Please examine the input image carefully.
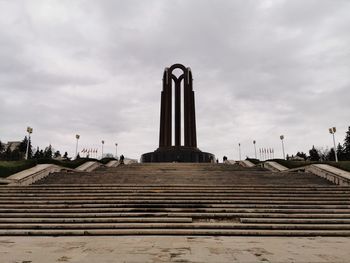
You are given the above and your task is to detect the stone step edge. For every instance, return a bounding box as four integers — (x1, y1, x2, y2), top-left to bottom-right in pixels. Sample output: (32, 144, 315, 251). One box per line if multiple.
(3, 193, 349, 197)
(2, 208, 350, 213)
(2, 204, 350, 209)
(2, 200, 350, 204)
(1, 212, 350, 219)
(0, 217, 193, 223)
(240, 218, 350, 224)
(7, 183, 342, 189)
(1, 229, 350, 236)
(1, 223, 350, 230)
(2, 189, 349, 193)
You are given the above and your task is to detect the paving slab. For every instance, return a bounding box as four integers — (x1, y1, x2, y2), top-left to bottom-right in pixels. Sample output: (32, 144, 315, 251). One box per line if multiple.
(1, 236, 350, 262)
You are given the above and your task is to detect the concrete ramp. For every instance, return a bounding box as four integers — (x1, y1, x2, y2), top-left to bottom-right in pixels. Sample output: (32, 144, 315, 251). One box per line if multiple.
(239, 160, 255, 168)
(6, 164, 64, 186)
(75, 161, 101, 172)
(124, 159, 138, 165)
(264, 161, 288, 172)
(105, 160, 119, 168)
(305, 164, 350, 186)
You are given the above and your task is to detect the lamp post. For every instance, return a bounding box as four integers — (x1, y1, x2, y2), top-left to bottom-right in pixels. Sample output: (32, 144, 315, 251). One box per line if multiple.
(115, 143, 118, 159)
(75, 134, 80, 159)
(101, 140, 105, 159)
(238, 143, 241, 161)
(280, 135, 285, 160)
(329, 127, 338, 162)
(25, 127, 33, 160)
(253, 140, 257, 159)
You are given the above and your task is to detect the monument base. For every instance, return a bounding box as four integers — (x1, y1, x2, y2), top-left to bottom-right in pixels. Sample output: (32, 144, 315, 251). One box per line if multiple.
(141, 146, 215, 163)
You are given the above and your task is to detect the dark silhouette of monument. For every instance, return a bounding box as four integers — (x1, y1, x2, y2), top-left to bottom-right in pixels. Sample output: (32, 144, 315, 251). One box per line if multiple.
(141, 63, 214, 163)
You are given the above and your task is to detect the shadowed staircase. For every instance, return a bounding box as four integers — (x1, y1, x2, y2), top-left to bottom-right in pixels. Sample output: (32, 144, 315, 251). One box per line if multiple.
(1, 163, 350, 236)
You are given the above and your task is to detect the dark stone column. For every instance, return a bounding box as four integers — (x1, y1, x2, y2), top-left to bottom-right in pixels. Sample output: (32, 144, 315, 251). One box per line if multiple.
(166, 82, 172, 147)
(159, 90, 165, 147)
(175, 80, 181, 146)
(161, 69, 172, 148)
(184, 73, 190, 147)
(191, 90, 197, 147)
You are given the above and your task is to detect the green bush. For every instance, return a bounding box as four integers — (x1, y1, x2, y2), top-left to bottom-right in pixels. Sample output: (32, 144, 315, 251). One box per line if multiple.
(0, 160, 37, 178)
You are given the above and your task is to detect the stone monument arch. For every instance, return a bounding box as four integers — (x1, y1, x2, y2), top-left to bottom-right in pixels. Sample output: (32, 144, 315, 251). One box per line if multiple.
(159, 64, 197, 148)
(141, 63, 214, 163)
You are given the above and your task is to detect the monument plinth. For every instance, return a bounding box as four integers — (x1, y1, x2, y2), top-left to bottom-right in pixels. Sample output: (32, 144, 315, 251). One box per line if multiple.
(141, 63, 214, 163)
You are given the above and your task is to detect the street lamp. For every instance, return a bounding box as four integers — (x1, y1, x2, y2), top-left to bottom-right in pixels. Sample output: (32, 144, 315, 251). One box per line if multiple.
(280, 135, 285, 160)
(238, 143, 241, 161)
(329, 127, 338, 162)
(115, 143, 118, 159)
(253, 140, 257, 159)
(25, 127, 33, 160)
(101, 140, 105, 159)
(75, 134, 80, 159)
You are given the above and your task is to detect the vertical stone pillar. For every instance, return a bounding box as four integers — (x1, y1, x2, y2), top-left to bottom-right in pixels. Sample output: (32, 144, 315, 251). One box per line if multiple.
(165, 75, 172, 147)
(188, 69, 197, 148)
(159, 68, 172, 148)
(159, 90, 165, 147)
(184, 69, 190, 147)
(175, 80, 181, 147)
(191, 90, 197, 148)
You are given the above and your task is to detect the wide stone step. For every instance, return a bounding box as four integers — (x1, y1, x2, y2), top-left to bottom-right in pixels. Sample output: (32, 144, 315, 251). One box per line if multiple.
(1, 199, 350, 205)
(0, 223, 350, 230)
(1, 229, 350, 236)
(0, 217, 192, 224)
(1, 204, 350, 209)
(0, 188, 350, 195)
(2, 193, 349, 198)
(2, 197, 349, 203)
(240, 218, 350, 224)
(1, 212, 350, 219)
(4, 185, 348, 189)
(1, 208, 350, 214)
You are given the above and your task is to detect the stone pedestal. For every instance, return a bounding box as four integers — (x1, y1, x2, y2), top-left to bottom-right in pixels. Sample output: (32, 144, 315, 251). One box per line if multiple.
(141, 147, 214, 163)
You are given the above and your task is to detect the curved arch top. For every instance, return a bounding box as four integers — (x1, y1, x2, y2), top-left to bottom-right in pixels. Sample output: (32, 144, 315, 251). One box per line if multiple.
(169, 63, 187, 73)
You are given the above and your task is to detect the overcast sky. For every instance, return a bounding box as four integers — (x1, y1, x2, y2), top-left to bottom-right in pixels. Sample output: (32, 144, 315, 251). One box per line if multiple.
(0, 0, 349, 160)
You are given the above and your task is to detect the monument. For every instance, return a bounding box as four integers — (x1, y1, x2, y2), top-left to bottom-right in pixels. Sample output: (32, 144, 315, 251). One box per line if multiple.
(141, 63, 215, 162)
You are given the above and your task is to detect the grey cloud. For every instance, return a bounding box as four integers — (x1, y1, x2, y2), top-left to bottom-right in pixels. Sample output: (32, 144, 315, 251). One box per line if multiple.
(0, 0, 349, 160)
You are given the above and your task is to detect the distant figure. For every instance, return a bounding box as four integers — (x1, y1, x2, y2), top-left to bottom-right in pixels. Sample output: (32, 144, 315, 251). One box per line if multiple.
(120, 154, 125, 165)
(216, 159, 219, 164)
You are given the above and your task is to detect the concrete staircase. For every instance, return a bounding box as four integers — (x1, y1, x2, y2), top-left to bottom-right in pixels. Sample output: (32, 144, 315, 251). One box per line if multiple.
(1, 163, 350, 236)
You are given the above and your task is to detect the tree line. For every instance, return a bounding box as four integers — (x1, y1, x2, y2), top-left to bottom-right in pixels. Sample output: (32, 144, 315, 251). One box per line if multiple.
(0, 137, 68, 161)
(291, 126, 350, 161)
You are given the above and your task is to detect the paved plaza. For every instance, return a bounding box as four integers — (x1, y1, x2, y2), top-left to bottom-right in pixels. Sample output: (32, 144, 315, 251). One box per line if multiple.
(1, 236, 350, 263)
